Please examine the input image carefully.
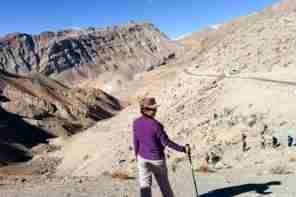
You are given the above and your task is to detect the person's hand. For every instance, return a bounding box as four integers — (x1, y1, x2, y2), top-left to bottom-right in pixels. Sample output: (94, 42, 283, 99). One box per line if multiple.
(185, 144, 191, 154)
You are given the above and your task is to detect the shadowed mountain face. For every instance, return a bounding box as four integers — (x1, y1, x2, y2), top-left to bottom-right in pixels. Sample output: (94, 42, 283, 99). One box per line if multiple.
(0, 22, 178, 85)
(0, 71, 122, 137)
(0, 106, 54, 164)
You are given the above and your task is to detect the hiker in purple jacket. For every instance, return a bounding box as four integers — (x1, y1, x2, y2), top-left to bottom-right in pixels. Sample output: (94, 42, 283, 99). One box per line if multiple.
(133, 97, 189, 197)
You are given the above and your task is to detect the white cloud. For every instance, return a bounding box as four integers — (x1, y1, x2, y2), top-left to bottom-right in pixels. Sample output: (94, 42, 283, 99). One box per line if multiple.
(174, 32, 192, 40)
(211, 24, 222, 30)
(69, 27, 83, 31)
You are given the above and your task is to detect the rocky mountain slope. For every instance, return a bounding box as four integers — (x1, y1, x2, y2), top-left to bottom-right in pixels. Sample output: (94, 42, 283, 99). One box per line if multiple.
(0, 71, 122, 166)
(191, 14, 296, 74)
(0, 22, 179, 87)
(0, 71, 122, 136)
(54, 0, 296, 178)
(268, 0, 296, 14)
(2, 0, 296, 192)
(0, 21, 179, 171)
(177, 0, 296, 67)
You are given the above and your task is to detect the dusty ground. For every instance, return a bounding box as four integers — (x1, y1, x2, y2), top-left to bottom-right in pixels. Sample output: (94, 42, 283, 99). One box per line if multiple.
(0, 169, 295, 197)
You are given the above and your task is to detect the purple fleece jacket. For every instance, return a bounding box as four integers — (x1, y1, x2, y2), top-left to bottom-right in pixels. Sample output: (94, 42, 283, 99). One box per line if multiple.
(133, 115, 185, 160)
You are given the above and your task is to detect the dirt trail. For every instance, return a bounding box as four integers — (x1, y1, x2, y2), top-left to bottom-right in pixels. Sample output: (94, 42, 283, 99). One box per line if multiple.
(0, 170, 295, 197)
(184, 69, 296, 87)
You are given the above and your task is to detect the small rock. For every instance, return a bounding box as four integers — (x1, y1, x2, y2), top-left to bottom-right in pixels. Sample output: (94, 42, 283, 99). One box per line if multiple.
(117, 159, 126, 165)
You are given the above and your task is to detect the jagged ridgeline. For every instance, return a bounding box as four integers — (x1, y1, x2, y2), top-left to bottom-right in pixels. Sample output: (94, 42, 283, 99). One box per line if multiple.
(0, 22, 179, 85)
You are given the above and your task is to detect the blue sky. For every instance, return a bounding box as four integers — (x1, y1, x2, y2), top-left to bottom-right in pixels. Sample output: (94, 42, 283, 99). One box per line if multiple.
(1, 0, 279, 39)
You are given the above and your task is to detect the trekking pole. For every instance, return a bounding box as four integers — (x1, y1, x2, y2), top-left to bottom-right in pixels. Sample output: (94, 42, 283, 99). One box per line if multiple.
(186, 144, 199, 197)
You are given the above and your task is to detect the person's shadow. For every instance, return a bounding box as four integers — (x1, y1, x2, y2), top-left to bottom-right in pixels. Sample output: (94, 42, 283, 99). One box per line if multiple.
(200, 181, 281, 197)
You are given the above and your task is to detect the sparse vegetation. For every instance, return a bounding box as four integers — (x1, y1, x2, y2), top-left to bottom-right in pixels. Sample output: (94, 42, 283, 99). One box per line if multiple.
(289, 157, 296, 163)
(102, 171, 135, 180)
(269, 165, 293, 175)
(195, 165, 216, 173)
(171, 157, 186, 172)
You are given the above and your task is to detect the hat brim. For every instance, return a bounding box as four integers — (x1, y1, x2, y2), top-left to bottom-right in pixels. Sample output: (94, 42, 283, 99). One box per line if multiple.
(142, 104, 159, 109)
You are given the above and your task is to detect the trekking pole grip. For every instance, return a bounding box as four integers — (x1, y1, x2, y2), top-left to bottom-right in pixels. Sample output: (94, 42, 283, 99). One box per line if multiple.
(185, 144, 191, 153)
(185, 144, 192, 160)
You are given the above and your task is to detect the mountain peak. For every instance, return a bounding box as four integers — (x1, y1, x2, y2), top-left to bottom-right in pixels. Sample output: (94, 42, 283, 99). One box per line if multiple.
(269, 0, 296, 14)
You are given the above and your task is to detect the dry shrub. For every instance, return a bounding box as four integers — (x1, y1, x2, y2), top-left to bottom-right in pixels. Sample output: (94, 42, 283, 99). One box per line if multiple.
(234, 155, 242, 162)
(171, 157, 187, 173)
(171, 164, 177, 173)
(195, 165, 216, 173)
(269, 165, 292, 175)
(102, 171, 135, 180)
(174, 157, 185, 164)
(102, 171, 111, 176)
(289, 157, 296, 162)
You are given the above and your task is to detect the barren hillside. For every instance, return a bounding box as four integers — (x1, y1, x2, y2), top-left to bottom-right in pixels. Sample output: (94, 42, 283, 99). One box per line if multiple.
(0, 71, 122, 168)
(177, 0, 296, 68)
(268, 0, 296, 13)
(2, 1, 296, 196)
(56, 0, 296, 178)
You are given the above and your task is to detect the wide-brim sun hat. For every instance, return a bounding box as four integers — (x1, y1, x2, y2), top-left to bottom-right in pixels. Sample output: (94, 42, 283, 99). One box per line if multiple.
(140, 97, 159, 110)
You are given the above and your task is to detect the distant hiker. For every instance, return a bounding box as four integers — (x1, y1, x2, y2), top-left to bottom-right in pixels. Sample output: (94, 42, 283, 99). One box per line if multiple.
(260, 125, 268, 149)
(288, 135, 294, 147)
(205, 152, 210, 164)
(260, 135, 265, 149)
(272, 136, 280, 148)
(241, 133, 249, 152)
(133, 97, 189, 197)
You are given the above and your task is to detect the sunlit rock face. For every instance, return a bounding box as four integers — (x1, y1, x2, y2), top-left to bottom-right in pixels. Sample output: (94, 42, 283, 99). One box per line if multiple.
(0, 22, 179, 85)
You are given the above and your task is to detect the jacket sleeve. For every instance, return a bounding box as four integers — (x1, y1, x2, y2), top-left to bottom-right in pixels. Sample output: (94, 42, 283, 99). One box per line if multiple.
(133, 122, 139, 157)
(157, 123, 185, 153)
